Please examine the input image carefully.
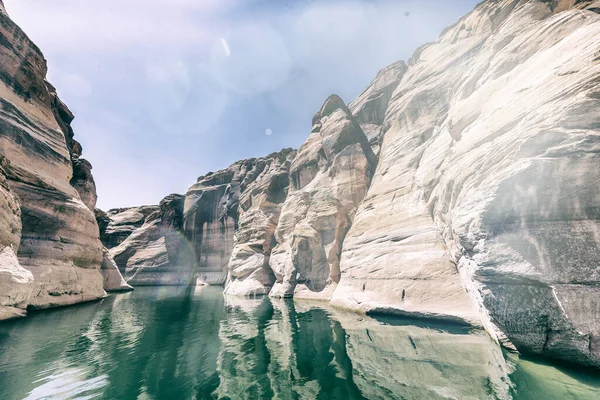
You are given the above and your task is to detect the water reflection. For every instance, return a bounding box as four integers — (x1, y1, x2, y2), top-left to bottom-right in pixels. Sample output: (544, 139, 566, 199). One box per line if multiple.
(0, 287, 598, 399)
(215, 297, 364, 399)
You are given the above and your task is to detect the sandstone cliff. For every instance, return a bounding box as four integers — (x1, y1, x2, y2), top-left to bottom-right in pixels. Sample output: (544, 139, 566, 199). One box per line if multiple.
(332, 0, 600, 367)
(0, 4, 125, 319)
(349, 60, 407, 154)
(183, 149, 296, 286)
(108, 194, 194, 285)
(223, 149, 296, 296)
(269, 95, 377, 299)
(98, 149, 296, 288)
(96, 205, 159, 249)
(211, 0, 600, 369)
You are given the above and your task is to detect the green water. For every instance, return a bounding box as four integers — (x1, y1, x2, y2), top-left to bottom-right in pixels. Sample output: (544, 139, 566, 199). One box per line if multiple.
(0, 287, 598, 400)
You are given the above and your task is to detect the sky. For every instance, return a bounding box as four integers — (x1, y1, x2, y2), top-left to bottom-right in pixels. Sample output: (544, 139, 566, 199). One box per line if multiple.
(5, 0, 479, 210)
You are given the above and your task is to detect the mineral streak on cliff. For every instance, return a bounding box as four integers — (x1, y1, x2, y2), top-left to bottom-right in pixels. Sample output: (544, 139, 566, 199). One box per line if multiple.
(183, 149, 296, 286)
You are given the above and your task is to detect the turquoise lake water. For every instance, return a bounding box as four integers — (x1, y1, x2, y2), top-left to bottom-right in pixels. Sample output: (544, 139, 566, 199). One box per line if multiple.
(0, 286, 598, 399)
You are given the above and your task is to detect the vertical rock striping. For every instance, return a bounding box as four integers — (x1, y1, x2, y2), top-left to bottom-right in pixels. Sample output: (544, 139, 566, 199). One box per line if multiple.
(181, 149, 296, 286)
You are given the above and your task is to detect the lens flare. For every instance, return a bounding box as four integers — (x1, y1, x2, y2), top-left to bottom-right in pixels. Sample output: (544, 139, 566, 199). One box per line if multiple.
(219, 37, 231, 58)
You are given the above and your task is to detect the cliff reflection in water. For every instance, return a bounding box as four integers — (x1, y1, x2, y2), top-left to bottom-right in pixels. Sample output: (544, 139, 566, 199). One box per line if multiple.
(0, 287, 599, 400)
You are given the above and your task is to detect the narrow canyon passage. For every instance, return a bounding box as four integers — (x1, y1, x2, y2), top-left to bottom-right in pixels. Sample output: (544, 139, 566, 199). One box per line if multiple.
(1, 0, 599, 395)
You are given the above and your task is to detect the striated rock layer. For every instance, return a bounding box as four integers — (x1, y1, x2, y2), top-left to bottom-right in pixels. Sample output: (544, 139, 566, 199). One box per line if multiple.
(109, 194, 194, 286)
(97, 150, 296, 289)
(0, 3, 120, 318)
(333, 0, 600, 367)
(0, 161, 32, 320)
(201, 0, 600, 369)
(97, 205, 159, 249)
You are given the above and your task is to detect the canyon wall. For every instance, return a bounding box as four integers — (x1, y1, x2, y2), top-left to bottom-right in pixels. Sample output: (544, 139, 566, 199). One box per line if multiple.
(0, 3, 130, 319)
(102, 150, 296, 288)
(183, 149, 296, 286)
(94, 0, 600, 369)
(96, 205, 158, 249)
(108, 194, 194, 286)
(223, 149, 296, 296)
(269, 95, 377, 300)
(332, 0, 600, 368)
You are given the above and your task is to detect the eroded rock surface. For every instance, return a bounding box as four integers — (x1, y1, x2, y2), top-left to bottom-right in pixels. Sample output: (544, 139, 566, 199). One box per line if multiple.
(184, 149, 295, 286)
(0, 5, 105, 314)
(97, 206, 159, 249)
(349, 61, 407, 154)
(0, 163, 32, 320)
(224, 149, 296, 296)
(98, 0, 600, 370)
(269, 95, 376, 299)
(183, 169, 240, 285)
(2, 0, 597, 373)
(100, 247, 133, 292)
(110, 194, 194, 285)
(333, 0, 600, 367)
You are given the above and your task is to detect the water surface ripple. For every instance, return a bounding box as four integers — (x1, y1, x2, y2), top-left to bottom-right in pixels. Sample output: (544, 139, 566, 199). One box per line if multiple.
(0, 287, 598, 399)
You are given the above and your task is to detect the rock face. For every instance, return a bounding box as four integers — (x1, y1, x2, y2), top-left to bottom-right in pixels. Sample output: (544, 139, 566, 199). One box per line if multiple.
(97, 205, 159, 249)
(0, 162, 32, 320)
(98, 150, 296, 289)
(223, 150, 296, 296)
(332, 0, 600, 367)
(47, 81, 98, 213)
(0, 4, 109, 318)
(269, 95, 377, 299)
(183, 169, 239, 285)
(94, 0, 600, 371)
(176, 0, 600, 370)
(183, 149, 295, 286)
(100, 247, 133, 292)
(109, 194, 194, 285)
(348, 60, 407, 154)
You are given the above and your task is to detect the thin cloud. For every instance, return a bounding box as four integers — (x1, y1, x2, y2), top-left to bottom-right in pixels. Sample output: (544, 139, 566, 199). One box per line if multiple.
(4, 0, 226, 51)
(4, 0, 479, 210)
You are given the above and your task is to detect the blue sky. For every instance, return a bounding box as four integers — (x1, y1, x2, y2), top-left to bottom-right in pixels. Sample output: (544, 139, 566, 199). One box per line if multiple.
(5, 0, 479, 210)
